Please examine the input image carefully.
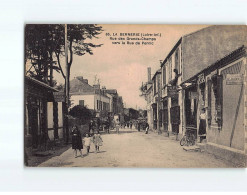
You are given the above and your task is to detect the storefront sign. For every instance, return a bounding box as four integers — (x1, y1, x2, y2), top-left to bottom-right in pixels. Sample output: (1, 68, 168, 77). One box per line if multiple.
(53, 92, 65, 102)
(167, 86, 178, 97)
(189, 91, 198, 99)
(226, 74, 243, 85)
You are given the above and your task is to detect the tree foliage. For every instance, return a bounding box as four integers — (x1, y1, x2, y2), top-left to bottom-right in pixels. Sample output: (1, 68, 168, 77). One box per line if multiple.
(69, 105, 93, 124)
(25, 24, 63, 85)
(25, 24, 103, 86)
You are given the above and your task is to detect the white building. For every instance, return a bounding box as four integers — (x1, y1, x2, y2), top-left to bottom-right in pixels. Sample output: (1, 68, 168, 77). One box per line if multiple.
(70, 77, 110, 113)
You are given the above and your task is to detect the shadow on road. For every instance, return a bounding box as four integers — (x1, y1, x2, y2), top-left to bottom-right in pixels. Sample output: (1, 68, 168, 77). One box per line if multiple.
(101, 130, 138, 135)
(87, 151, 106, 154)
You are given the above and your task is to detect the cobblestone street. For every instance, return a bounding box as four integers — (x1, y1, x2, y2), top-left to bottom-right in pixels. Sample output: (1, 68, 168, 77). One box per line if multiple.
(39, 128, 235, 168)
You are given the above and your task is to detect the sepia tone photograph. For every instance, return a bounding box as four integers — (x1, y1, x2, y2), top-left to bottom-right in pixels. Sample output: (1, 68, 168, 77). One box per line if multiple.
(24, 24, 247, 168)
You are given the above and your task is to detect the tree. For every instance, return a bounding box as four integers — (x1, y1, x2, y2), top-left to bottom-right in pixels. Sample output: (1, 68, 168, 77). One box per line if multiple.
(25, 24, 103, 88)
(25, 24, 62, 86)
(61, 24, 103, 92)
(69, 105, 93, 124)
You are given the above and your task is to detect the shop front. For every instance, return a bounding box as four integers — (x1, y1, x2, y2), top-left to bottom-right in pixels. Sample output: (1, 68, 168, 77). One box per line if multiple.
(25, 76, 59, 149)
(162, 97, 169, 132)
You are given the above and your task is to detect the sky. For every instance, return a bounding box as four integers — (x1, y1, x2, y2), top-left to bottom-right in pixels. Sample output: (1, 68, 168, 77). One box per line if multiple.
(54, 24, 209, 109)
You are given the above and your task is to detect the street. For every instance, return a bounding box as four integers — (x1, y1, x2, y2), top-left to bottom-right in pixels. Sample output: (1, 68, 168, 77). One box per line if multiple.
(39, 128, 235, 168)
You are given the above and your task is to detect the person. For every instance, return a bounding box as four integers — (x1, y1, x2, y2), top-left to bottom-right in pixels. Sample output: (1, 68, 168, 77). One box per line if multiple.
(83, 133, 91, 155)
(105, 120, 110, 134)
(129, 121, 133, 129)
(92, 131, 103, 153)
(144, 121, 149, 134)
(138, 120, 141, 132)
(89, 120, 95, 136)
(198, 108, 207, 143)
(115, 119, 120, 134)
(71, 125, 83, 158)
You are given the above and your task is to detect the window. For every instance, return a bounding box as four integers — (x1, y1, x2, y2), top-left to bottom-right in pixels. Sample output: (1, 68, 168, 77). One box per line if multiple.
(79, 100, 84, 106)
(169, 58, 172, 81)
(153, 78, 157, 94)
(163, 66, 166, 86)
(175, 48, 180, 74)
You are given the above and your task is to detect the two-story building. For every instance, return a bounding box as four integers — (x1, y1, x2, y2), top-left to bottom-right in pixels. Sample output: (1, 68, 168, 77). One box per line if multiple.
(70, 76, 110, 116)
(160, 25, 247, 140)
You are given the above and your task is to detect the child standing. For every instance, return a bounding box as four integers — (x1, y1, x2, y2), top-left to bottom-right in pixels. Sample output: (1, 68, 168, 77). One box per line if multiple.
(83, 133, 91, 155)
(92, 131, 103, 153)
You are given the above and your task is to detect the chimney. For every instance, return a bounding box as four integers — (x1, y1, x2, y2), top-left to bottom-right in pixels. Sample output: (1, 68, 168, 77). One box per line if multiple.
(76, 76, 84, 82)
(93, 84, 100, 89)
(147, 67, 151, 82)
(102, 86, 106, 95)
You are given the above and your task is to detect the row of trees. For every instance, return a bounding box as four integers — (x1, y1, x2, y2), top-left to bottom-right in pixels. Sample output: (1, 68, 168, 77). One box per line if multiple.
(25, 24, 103, 88)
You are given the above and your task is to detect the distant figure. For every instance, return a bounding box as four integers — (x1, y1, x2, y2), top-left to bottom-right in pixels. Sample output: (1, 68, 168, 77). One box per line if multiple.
(199, 108, 207, 142)
(71, 125, 83, 158)
(105, 120, 110, 134)
(83, 133, 91, 155)
(89, 120, 96, 136)
(144, 121, 149, 134)
(129, 121, 133, 129)
(138, 121, 141, 132)
(92, 131, 103, 153)
(115, 119, 120, 134)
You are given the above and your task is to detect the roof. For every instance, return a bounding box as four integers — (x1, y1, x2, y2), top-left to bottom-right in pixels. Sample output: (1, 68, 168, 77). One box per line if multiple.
(70, 77, 94, 93)
(181, 45, 246, 85)
(25, 76, 59, 92)
(105, 89, 118, 94)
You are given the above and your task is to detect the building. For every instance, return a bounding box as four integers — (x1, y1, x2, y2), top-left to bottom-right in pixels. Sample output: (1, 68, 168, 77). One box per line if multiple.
(159, 25, 247, 139)
(69, 76, 125, 122)
(151, 69, 162, 130)
(181, 46, 247, 166)
(141, 67, 154, 128)
(70, 76, 110, 116)
(25, 76, 64, 149)
(124, 108, 140, 121)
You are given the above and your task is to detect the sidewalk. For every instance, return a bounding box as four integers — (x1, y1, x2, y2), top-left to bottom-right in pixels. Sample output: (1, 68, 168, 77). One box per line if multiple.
(25, 141, 71, 167)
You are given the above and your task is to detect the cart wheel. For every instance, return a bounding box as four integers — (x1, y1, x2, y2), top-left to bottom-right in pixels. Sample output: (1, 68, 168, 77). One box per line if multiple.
(180, 135, 187, 146)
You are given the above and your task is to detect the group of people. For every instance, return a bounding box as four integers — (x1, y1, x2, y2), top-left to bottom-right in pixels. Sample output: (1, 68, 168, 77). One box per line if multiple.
(71, 125, 103, 158)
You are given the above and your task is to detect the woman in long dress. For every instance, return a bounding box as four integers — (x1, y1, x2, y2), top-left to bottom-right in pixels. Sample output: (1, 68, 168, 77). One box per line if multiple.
(71, 125, 83, 158)
(198, 108, 206, 143)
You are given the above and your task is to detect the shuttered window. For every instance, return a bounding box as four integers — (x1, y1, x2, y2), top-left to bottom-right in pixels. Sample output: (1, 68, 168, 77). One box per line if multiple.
(79, 100, 84, 106)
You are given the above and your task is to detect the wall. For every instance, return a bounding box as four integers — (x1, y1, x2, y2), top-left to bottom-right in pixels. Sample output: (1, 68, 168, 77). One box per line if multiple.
(206, 59, 245, 151)
(70, 94, 95, 109)
(182, 25, 247, 82)
(47, 102, 64, 140)
(161, 43, 183, 135)
(95, 94, 110, 111)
